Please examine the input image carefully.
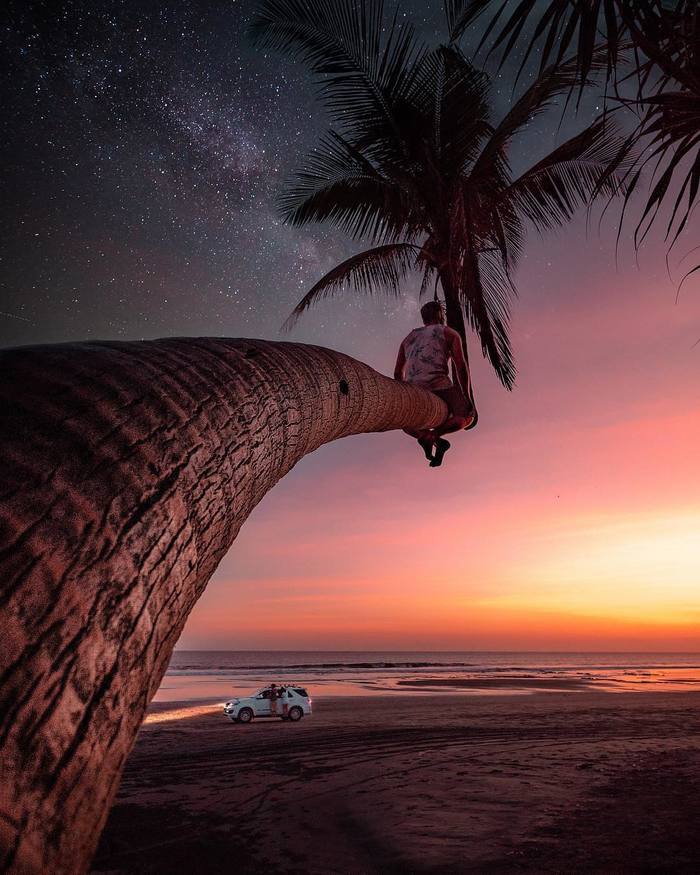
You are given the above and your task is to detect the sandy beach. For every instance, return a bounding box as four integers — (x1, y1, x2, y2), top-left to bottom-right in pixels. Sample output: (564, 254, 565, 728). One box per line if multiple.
(92, 691, 700, 874)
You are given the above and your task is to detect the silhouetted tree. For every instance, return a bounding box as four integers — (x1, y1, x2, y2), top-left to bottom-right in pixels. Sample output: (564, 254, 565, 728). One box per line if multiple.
(451, 0, 700, 280)
(252, 0, 628, 393)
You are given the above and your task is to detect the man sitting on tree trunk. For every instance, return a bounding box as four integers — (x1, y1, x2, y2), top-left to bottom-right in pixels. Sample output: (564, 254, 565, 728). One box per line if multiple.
(394, 300, 475, 467)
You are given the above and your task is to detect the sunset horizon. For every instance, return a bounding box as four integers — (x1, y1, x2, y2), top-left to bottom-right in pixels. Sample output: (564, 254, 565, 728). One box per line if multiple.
(178, 248, 700, 653)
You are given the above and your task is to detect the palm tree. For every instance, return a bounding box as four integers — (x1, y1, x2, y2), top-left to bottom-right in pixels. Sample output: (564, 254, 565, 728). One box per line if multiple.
(251, 0, 628, 394)
(451, 0, 700, 280)
(0, 337, 448, 875)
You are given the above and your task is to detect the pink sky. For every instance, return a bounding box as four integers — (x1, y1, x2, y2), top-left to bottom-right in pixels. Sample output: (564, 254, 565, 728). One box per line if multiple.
(177, 216, 700, 651)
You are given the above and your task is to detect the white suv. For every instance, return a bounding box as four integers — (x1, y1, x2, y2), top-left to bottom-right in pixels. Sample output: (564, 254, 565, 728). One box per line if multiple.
(224, 685, 312, 724)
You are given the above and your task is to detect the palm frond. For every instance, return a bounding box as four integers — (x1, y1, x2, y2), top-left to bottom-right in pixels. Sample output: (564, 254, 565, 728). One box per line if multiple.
(430, 46, 493, 175)
(465, 1, 699, 273)
(469, 1, 696, 93)
(626, 128, 700, 250)
(637, 91, 700, 246)
(415, 240, 441, 299)
(250, 0, 426, 162)
(418, 264, 440, 300)
(620, 1, 699, 89)
(471, 50, 610, 184)
(444, 0, 495, 44)
(469, 0, 623, 88)
(505, 117, 630, 232)
(461, 250, 517, 389)
(283, 243, 419, 330)
(278, 131, 423, 242)
(600, 86, 700, 262)
(483, 197, 524, 271)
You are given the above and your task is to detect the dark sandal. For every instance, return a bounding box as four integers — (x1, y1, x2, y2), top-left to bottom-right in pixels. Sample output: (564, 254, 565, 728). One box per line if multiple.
(429, 438, 451, 467)
(418, 438, 434, 461)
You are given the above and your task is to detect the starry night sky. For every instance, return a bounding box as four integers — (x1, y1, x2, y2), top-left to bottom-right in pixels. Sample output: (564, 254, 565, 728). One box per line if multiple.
(2, 0, 605, 353)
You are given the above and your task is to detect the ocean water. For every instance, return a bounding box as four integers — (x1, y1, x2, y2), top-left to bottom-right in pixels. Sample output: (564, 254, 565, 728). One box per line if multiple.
(154, 651, 700, 702)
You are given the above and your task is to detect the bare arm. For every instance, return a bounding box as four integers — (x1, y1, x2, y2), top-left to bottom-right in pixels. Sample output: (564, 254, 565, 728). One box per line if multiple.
(394, 342, 406, 381)
(447, 328, 471, 397)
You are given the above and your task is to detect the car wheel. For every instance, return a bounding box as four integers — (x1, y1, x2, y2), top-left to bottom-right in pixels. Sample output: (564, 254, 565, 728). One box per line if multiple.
(237, 708, 254, 724)
(288, 706, 303, 722)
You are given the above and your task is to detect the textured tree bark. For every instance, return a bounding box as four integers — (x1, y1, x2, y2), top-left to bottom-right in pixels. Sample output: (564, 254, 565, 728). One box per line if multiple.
(0, 337, 447, 875)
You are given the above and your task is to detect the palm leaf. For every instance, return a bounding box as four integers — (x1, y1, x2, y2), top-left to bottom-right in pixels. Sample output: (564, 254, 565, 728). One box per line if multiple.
(637, 91, 700, 247)
(283, 243, 419, 330)
(605, 89, 700, 258)
(461, 249, 517, 389)
(444, 0, 495, 44)
(421, 46, 494, 176)
(465, 0, 622, 87)
(629, 130, 700, 249)
(483, 196, 524, 271)
(278, 131, 423, 242)
(466, 1, 694, 94)
(249, 0, 426, 164)
(505, 117, 630, 232)
(466, 1, 700, 272)
(470, 50, 610, 185)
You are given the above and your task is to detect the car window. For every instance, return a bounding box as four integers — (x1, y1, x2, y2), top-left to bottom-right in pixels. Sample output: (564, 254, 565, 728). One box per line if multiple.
(292, 688, 308, 698)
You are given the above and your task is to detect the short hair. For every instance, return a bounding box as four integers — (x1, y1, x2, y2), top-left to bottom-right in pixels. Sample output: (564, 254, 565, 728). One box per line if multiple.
(420, 300, 444, 323)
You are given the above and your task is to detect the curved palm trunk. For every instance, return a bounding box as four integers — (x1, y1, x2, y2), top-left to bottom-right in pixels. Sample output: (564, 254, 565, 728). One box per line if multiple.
(0, 337, 447, 875)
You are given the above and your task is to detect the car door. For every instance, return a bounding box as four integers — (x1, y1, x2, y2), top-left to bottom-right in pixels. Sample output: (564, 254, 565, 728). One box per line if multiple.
(254, 690, 271, 717)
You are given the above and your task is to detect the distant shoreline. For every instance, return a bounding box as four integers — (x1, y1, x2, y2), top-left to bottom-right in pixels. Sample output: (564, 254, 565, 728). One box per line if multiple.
(148, 676, 700, 721)
(156, 651, 700, 703)
(397, 676, 597, 690)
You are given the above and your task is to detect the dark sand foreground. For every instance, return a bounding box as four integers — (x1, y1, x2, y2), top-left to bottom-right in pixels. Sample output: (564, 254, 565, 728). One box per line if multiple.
(92, 692, 700, 874)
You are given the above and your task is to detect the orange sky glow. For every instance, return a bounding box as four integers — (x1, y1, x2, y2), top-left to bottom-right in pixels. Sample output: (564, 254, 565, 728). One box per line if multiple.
(178, 220, 700, 651)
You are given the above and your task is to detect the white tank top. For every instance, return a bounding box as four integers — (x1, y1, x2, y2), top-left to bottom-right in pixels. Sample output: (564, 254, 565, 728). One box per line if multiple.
(402, 324, 452, 390)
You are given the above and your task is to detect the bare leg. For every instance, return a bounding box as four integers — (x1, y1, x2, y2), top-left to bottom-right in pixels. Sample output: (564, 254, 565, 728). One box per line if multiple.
(403, 427, 436, 461)
(404, 412, 473, 464)
(403, 427, 430, 440)
(432, 414, 470, 437)
(428, 415, 472, 467)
